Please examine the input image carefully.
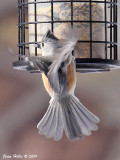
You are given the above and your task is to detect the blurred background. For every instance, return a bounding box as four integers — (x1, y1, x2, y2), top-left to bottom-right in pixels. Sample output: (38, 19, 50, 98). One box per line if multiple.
(0, 1, 120, 160)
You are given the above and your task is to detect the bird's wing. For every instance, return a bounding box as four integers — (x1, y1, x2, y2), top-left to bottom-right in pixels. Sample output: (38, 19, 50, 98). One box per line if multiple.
(47, 28, 79, 94)
(27, 56, 52, 75)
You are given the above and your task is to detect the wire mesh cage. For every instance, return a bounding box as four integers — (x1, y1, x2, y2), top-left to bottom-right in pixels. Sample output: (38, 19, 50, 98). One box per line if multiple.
(15, 0, 120, 73)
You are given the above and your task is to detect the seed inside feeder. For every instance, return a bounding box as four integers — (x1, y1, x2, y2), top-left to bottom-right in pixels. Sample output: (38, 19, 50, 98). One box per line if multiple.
(28, 0, 105, 59)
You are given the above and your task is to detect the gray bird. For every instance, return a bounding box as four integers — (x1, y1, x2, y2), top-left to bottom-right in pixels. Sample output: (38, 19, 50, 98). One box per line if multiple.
(13, 28, 100, 141)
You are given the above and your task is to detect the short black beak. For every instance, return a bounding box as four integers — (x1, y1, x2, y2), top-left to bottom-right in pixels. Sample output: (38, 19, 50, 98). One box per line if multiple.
(37, 43, 41, 49)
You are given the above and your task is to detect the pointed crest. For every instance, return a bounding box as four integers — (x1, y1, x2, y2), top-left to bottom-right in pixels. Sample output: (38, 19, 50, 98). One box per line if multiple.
(42, 29, 58, 42)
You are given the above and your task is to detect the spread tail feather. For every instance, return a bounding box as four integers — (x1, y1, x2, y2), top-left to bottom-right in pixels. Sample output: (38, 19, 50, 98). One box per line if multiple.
(37, 95, 100, 141)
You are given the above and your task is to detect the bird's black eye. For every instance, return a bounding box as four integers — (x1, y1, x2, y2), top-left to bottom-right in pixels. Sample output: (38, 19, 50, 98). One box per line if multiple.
(41, 42, 44, 47)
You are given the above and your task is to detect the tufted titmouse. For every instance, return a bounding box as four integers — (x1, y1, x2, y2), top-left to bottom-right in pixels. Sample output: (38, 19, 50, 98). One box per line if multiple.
(13, 28, 100, 141)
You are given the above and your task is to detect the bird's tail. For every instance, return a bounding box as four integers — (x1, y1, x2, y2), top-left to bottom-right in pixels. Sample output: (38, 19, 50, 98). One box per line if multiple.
(37, 95, 100, 141)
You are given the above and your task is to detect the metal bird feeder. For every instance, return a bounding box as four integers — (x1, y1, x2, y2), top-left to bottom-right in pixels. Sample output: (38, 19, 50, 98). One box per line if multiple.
(16, 0, 120, 73)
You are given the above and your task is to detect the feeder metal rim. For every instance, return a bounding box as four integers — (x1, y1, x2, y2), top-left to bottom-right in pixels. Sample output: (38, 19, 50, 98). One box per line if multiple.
(76, 58, 120, 68)
(76, 58, 120, 65)
(76, 58, 120, 73)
